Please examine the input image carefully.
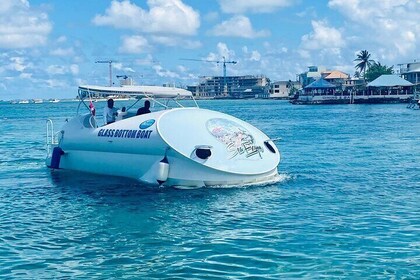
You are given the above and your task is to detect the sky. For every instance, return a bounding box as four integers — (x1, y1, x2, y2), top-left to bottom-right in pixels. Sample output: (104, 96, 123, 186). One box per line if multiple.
(0, 0, 419, 100)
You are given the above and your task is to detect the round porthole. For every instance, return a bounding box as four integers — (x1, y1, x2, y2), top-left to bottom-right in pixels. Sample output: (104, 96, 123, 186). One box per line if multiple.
(264, 141, 276, 153)
(196, 148, 212, 159)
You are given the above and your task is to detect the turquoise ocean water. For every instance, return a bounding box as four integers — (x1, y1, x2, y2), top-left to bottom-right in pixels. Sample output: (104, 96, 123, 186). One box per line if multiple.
(0, 100, 419, 279)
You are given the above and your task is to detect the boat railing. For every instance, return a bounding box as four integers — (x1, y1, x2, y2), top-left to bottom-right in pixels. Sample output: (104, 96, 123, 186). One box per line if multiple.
(46, 119, 60, 157)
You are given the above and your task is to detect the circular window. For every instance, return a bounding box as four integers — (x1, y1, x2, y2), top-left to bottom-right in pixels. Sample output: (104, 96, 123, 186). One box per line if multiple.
(264, 141, 276, 153)
(195, 148, 212, 159)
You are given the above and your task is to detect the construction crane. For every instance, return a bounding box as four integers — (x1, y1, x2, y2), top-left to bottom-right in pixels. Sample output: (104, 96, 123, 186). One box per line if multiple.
(182, 56, 237, 94)
(95, 60, 114, 86)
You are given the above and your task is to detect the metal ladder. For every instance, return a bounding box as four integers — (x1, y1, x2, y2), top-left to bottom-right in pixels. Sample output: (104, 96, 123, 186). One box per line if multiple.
(46, 119, 59, 157)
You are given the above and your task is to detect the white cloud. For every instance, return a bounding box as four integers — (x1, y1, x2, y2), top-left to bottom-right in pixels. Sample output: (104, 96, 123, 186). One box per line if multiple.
(19, 72, 32, 79)
(211, 16, 270, 38)
(219, 0, 294, 13)
(250, 51, 261, 61)
(242, 46, 261, 61)
(152, 64, 179, 78)
(47, 65, 66, 75)
(118, 35, 151, 54)
(0, 0, 52, 48)
(7, 56, 32, 72)
(46, 64, 81, 76)
(70, 64, 79, 75)
(56, 36, 67, 43)
(198, 43, 238, 76)
(151, 36, 202, 49)
(216, 42, 236, 60)
(328, 0, 420, 59)
(50, 47, 75, 56)
(112, 63, 135, 73)
(0, 0, 28, 13)
(93, 0, 200, 36)
(46, 79, 68, 88)
(297, 49, 311, 59)
(204, 11, 219, 22)
(135, 54, 157, 66)
(300, 20, 345, 50)
(177, 65, 187, 72)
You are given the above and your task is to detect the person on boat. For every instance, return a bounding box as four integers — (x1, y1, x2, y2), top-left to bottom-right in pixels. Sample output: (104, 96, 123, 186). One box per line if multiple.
(136, 100, 151, 115)
(103, 98, 118, 124)
(116, 106, 127, 121)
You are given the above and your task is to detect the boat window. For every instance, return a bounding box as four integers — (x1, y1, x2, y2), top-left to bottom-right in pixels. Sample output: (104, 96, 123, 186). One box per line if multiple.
(195, 148, 212, 160)
(264, 141, 276, 154)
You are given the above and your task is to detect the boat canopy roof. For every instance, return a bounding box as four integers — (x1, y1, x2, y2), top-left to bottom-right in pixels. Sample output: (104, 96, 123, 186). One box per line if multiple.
(78, 85, 193, 99)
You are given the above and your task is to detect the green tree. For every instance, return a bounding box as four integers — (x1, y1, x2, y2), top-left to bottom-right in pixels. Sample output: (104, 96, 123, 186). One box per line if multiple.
(354, 50, 375, 80)
(286, 80, 298, 96)
(364, 62, 394, 82)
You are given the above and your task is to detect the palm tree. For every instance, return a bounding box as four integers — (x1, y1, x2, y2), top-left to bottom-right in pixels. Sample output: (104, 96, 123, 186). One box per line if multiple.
(354, 50, 375, 80)
(364, 62, 394, 82)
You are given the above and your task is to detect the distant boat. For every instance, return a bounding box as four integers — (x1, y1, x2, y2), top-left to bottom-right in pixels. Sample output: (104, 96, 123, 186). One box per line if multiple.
(34, 99, 43, 104)
(49, 99, 60, 103)
(407, 91, 420, 109)
(18, 100, 29, 104)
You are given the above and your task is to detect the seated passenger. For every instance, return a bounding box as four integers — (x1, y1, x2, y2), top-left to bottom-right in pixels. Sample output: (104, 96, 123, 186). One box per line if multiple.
(136, 100, 151, 115)
(116, 106, 127, 121)
(103, 98, 118, 124)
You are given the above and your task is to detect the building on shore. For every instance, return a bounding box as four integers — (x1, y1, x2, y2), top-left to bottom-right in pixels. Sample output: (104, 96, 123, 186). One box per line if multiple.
(298, 66, 327, 87)
(269, 80, 302, 99)
(291, 75, 414, 105)
(189, 75, 271, 99)
(322, 70, 350, 86)
(399, 60, 420, 105)
(399, 60, 420, 86)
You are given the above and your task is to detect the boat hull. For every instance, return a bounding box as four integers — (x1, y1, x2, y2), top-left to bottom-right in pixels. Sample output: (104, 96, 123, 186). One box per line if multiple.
(47, 108, 280, 187)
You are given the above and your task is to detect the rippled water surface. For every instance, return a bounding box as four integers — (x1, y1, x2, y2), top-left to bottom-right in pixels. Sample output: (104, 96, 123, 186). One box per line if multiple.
(1, 100, 419, 279)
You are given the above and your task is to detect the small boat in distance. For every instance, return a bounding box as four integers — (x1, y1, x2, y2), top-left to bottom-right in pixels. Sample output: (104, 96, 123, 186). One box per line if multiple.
(49, 99, 60, 103)
(45, 84, 281, 188)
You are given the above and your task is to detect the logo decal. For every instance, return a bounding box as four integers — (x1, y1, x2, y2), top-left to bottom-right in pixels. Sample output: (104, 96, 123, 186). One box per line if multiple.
(206, 118, 263, 159)
(139, 119, 155, 129)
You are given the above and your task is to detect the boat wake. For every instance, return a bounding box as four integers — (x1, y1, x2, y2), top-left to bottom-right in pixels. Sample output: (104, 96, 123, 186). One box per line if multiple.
(173, 173, 291, 190)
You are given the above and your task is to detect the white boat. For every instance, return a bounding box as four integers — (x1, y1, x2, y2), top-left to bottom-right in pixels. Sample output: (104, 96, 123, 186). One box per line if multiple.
(49, 99, 60, 103)
(45, 85, 280, 188)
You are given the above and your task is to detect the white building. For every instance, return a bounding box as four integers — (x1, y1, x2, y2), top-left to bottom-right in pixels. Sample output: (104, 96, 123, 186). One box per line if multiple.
(269, 81, 302, 99)
(298, 66, 327, 87)
(192, 75, 271, 98)
(400, 60, 420, 86)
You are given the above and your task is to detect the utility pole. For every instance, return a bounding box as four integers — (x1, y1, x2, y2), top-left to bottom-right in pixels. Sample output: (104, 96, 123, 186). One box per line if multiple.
(95, 60, 113, 86)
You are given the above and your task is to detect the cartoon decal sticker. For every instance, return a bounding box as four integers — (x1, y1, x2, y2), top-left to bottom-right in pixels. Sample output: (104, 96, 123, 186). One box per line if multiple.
(206, 118, 263, 159)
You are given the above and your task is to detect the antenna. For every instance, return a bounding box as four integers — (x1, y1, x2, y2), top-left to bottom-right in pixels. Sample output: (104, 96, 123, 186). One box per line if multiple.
(95, 60, 114, 86)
